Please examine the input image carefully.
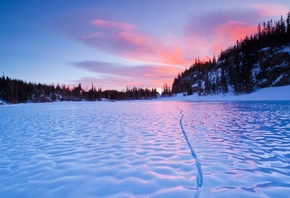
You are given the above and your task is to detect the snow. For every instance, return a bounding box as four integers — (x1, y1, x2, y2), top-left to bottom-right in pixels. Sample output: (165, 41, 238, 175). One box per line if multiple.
(0, 102, 198, 197)
(281, 46, 290, 54)
(272, 74, 285, 85)
(251, 64, 260, 76)
(259, 47, 271, 52)
(162, 85, 290, 101)
(0, 99, 7, 105)
(1, 99, 290, 197)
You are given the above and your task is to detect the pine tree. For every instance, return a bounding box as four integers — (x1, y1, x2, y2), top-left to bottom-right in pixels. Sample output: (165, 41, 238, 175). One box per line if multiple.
(287, 10, 290, 40)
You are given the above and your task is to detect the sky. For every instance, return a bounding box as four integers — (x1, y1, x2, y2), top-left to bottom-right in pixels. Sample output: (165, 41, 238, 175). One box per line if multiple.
(0, 0, 289, 91)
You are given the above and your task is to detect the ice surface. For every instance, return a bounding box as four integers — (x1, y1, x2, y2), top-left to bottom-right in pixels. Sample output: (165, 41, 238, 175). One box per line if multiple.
(1, 101, 290, 197)
(0, 102, 197, 198)
(180, 101, 290, 197)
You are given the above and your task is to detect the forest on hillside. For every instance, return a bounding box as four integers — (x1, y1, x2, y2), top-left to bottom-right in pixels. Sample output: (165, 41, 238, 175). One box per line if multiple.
(0, 76, 159, 104)
(172, 11, 290, 95)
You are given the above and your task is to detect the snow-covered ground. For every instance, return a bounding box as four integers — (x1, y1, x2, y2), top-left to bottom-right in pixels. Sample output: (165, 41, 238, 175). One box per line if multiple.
(1, 101, 290, 197)
(0, 85, 289, 105)
(162, 85, 290, 101)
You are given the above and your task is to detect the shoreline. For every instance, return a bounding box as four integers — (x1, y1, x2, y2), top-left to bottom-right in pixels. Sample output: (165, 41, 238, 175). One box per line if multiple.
(1, 85, 290, 105)
(159, 85, 290, 102)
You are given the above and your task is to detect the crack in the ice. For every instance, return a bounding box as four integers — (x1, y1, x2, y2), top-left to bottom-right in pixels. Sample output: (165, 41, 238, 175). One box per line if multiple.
(178, 109, 203, 197)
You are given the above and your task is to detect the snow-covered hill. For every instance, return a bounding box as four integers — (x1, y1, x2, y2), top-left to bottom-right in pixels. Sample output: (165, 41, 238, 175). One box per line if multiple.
(172, 13, 290, 96)
(172, 44, 290, 97)
(163, 85, 290, 101)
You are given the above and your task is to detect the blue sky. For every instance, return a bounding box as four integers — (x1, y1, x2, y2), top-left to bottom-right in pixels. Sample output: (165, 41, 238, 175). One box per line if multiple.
(0, 0, 289, 90)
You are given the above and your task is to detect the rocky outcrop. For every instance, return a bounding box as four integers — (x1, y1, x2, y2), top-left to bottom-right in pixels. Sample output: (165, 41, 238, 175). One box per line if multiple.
(256, 48, 290, 88)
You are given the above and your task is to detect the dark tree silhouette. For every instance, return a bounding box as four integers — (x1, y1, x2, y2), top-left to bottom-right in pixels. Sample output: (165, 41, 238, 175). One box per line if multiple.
(172, 10, 290, 95)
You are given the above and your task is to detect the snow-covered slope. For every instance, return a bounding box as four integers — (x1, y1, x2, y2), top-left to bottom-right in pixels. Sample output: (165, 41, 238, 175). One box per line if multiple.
(172, 43, 290, 96)
(162, 85, 290, 101)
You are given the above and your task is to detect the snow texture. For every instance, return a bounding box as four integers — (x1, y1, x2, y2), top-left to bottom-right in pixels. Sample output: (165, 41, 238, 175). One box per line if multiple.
(1, 98, 290, 197)
(164, 85, 290, 102)
(0, 102, 198, 197)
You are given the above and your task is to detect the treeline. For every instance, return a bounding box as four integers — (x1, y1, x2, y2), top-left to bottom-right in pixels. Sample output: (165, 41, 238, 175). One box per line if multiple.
(0, 75, 159, 104)
(172, 11, 290, 95)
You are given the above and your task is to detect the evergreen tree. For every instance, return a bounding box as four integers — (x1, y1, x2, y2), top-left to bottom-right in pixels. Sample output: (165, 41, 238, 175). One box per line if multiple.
(172, 10, 290, 95)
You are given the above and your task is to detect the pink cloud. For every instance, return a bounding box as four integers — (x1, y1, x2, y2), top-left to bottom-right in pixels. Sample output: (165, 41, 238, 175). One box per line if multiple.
(214, 21, 257, 42)
(185, 8, 259, 36)
(71, 60, 184, 89)
(57, 4, 289, 90)
(73, 4, 287, 68)
(91, 19, 135, 31)
(81, 16, 259, 68)
(81, 19, 194, 65)
(253, 3, 289, 17)
(57, 4, 290, 67)
(183, 4, 286, 56)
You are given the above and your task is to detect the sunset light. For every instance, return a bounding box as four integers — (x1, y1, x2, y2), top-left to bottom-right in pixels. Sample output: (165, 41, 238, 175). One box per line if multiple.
(1, 1, 290, 197)
(0, 0, 289, 90)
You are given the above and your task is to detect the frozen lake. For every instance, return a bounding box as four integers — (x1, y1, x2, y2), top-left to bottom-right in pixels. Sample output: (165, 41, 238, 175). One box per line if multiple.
(1, 101, 290, 197)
